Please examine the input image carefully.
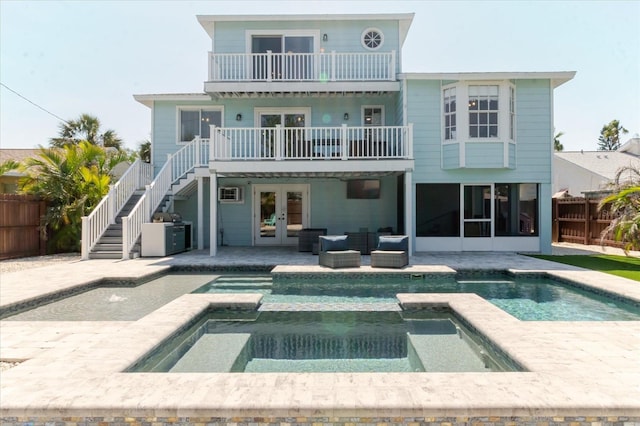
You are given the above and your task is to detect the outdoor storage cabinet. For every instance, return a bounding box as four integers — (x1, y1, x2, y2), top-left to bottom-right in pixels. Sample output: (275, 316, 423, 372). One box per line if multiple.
(141, 222, 192, 257)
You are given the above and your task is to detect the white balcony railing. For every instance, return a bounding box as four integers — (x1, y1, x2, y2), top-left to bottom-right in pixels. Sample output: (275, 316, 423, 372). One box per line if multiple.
(208, 50, 396, 82)
(81, 159, 153, 260)
(121, 138, 209, 259)
(209, 124, 412, 161)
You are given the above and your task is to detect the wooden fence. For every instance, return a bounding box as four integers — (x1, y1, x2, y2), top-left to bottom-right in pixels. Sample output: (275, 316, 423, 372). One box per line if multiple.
(552, 196, 627, 249)
(0, 194, 47, 260)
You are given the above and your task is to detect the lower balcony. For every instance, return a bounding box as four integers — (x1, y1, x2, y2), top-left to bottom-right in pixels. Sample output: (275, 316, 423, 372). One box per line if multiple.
(206, 124, 413, 176)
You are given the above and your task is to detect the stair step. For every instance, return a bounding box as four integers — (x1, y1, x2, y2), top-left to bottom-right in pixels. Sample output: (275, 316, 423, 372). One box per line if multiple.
(93, 243, 123, 251)
(88, 252, 122, 259)
(99, 236, 122, 244)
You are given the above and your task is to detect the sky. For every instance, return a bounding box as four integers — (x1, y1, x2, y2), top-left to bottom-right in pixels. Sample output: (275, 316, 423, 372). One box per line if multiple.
(1, 0, 639, 153)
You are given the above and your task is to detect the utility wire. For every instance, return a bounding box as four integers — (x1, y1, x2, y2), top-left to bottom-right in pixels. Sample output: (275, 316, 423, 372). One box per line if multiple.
(1, 82, 69, 124)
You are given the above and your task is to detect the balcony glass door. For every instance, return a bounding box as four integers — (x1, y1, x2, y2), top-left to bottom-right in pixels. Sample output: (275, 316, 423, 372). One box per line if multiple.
(251, 35, 314, 80)
(254, 184, 309, 246)
(258, 109, 308, 158)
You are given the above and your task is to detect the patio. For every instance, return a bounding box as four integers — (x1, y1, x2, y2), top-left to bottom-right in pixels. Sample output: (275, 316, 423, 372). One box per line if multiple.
(1, 246, 639, 424)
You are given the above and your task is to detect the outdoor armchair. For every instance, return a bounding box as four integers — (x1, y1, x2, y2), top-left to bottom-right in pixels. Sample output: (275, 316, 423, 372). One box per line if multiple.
(318, 235, 361, 268)
(371, 235, 409, 268)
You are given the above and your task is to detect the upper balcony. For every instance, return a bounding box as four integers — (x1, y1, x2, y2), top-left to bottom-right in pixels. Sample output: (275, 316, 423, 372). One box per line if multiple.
(205, 51, 400, 97)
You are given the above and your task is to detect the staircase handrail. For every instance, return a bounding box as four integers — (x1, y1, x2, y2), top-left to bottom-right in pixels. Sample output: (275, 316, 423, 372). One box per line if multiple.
(121, 138, 207, 259)
(81, 159, 153, 260)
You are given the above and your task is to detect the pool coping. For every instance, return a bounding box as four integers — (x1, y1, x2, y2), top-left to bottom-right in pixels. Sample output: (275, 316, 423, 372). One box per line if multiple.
(1, 255, 640, 421)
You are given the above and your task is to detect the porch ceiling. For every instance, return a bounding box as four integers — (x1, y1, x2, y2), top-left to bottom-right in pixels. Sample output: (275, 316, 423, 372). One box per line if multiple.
(204, 81, 400, 99)
(209, 159, 413, 177)
(214, 170, 404, 178)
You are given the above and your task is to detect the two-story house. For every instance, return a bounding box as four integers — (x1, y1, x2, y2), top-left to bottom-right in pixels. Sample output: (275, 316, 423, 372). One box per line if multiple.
(82, 13, 574, 259)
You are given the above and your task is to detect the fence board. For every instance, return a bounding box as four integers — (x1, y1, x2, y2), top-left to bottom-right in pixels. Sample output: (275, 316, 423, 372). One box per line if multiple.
(552, 197, 630, 249)
(0, 194, 47, 260)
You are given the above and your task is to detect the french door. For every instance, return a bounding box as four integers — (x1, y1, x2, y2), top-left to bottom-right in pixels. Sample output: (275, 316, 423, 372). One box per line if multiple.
(254, 184, 309, 246)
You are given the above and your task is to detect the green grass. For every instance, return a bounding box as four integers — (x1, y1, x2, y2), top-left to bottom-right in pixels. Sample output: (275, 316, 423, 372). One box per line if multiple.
(530, 254, 640, 282)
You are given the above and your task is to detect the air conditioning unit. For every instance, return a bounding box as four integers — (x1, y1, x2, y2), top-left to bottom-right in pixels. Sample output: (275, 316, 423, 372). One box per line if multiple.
(218, 186, 243, 203)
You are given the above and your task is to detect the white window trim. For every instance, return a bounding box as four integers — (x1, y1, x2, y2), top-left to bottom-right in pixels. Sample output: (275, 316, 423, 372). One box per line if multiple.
(361, 105, 385, 126)
(245, 29, 321, 54)
(441, 80, 515, 145)
(176, 106, 224, 145)
(361, 27, 384, 50)
(254, 107, 312, 127)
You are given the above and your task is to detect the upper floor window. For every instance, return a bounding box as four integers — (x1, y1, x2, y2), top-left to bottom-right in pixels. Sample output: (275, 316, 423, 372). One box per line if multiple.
(362, 28, 384, 50)
(443, 87, 456, 140)
(363, 106, 383, 126)
(179, 108, 222, 143)
(442, 81, 515, 143)
(469, 85, 499, 138)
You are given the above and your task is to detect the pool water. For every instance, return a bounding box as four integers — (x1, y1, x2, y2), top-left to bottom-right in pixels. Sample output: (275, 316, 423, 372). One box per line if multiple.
(194, 274, 640, 321)
(128, 310, 520, 373)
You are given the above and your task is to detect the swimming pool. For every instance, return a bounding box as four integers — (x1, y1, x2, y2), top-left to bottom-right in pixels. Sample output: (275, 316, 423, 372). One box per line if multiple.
(4, 271, 639, 322)
(194, 273, 640, 321)
(127, 309, 521, 373)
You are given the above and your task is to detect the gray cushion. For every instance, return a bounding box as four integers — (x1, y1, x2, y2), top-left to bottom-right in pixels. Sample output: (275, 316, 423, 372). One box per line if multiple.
(320, 235, 348, 251)
(377, 235, 408, 251)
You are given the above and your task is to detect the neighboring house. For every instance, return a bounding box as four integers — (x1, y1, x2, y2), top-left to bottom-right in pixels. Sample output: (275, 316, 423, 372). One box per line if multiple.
(553, 138, 640, 197)
(128, 13, 574, 256)
(0, 149, 38, 194)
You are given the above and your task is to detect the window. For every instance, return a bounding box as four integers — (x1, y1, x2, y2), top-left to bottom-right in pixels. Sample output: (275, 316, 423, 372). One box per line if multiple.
(495, 183, 538, 236)
(416, 184, 460, 236)
(363, 106, 383, 126)
(179, 109, 222, 143)
(469, 85, 499, 138)
(362, 28, 383, 50)
(443, 87, 456, 140)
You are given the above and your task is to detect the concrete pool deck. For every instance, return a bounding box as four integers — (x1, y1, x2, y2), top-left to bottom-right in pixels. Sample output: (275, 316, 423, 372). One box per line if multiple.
(1, 246, 640, 424)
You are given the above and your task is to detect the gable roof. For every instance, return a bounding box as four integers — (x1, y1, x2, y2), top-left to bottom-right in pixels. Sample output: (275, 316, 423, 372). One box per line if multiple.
(554, 150, 640, 181)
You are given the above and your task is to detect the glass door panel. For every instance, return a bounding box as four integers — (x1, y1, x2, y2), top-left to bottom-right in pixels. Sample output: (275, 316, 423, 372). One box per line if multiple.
(251, 36, 282, 80)
(254, 184, 309, 246)
(285, 190, 303, 240)
(284, 36, 313, 79)
(260, 114, 280, 158)
(463, 185, 492, 237)
(259, 191, 277, 239)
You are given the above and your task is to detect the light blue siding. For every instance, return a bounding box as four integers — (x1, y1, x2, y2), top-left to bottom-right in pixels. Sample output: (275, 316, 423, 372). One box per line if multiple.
(465, 143, 504, 168)
(442, 144, 459, 169)
(404, 80, 441, 181)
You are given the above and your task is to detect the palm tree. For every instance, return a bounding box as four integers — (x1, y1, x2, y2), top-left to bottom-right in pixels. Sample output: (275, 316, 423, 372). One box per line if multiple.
(0, 160, 20, 175)
(597, 119, 628, 151)
(50, 113, 123, 150)
(138, 140, 151, 163)
(598, 165, 640, 253)
(19, 141, 128, 252)
(554, 131, 564, 151)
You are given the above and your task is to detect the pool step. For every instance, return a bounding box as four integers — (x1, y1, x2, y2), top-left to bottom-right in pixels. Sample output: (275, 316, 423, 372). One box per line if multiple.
(212, 276, 273, 291)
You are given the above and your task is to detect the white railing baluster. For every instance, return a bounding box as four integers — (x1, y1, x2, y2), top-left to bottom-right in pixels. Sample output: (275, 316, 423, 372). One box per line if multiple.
(121, 138, 208, 259)
(207, 51, 395, 82)
(81, 158, 152, 260)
